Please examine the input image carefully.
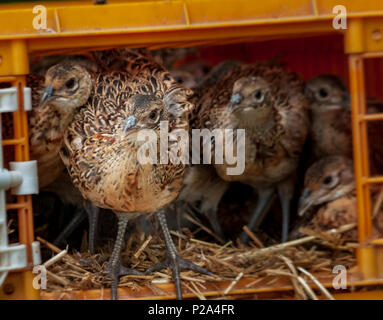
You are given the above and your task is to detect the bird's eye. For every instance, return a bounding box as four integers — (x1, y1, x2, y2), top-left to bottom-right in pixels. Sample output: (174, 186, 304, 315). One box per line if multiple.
(149, 110, 158, 121)
(319, 88, 328, 98)
(254, 89, 264, 102)
(323, 176, 332, 185)
(65, 78, 76, 89)
(176, 77, 183, 84)
(322, 174, 339, 189)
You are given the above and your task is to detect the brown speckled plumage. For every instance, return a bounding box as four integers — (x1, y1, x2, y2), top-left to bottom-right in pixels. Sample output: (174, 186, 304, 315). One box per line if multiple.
(305, 74, 383, 174)
(27, 73, 67, 188)
(175, 60, 243, 237)
(2, 67, 92, 188)
(193, 60, 309, 242)
(61, 52, 193, 214)
(305, 74, 353, 159)
(61, 49, 213, 300)
(301, 156, 355, 208)
(1, 61, 101, 251)
(28, 57, 98, 187)
(298, 156, 383, 239)
(24, 57, 101, 251)
(196, 61, 308, 179)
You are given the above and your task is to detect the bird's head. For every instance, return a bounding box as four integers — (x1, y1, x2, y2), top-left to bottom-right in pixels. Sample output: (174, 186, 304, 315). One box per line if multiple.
(228, 76, 273, 122)
(122, 91, 168, 135)
(298, 156, 355, 217)
(41, 62, 93, 110)
(304, 74, 350, 112)
(170, 69, 197, 89)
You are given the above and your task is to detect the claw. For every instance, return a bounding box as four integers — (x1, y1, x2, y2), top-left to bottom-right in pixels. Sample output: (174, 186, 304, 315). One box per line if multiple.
(152, 209, 213, 299)
(145, 252, 212, 299)
(107, 260, 142, 300)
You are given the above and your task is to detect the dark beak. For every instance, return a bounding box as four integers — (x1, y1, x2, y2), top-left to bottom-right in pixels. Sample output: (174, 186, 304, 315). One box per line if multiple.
(123, 115, 138, 133)
(298, 188, 313, 217)
(229, 93, 243, 111)
(41, 86, 54, 105)
(230, 93, 242, 105)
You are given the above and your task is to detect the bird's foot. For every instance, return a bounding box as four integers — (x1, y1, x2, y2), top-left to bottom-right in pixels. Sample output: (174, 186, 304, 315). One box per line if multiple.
(107, 263, 143, 276)
(105, 261, 143, 300)
(145, 253, 212, 299)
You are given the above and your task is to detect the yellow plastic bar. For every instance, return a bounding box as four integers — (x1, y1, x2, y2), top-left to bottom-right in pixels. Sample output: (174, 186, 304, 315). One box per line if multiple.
(0, 272, 39, 300)
(0, 0, 382, 39)
(349, 54, 373, 244)
(6, 203, 29, 210)
(0, 76, 16, 83)
(2, 138, 27, 146)
(359, 114, 383, 121)
(0, 40, 30, 76)
(0, 0, 332, 38)
(333, 290, 383, 300)
(0, 39, 37, 299)
(40, 271, 383, 300)
(357, 245, 377, 279)
(346, 17, 383, 54)
(345, 18, 365, 54)
(363, 176, 383, 184)
(12, 74, 34, 266)
(347, 19, 383, 280)
(3, 0, 383, 57)
(26, 20, 333, 54)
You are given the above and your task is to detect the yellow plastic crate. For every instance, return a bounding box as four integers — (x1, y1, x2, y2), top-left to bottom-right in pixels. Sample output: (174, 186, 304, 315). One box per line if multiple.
(0, 0, 383, 299)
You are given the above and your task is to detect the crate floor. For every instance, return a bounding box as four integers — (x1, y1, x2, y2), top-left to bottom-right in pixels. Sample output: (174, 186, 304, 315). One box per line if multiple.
(38, 223, 369, 300)
(40, 273, 383, 300)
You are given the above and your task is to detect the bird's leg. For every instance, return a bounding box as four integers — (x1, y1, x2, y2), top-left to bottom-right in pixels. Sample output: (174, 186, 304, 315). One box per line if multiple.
(175, 204, 183, 233)
(145, 209, 212, 300)
(53, 208, 86, 246)
(240, 188, 275, 243)
(277, 179, 294, 243)
(202, 179, 230, 240)
(205, 208, 224, 240)
(279, 194, 291, 243)
(83, 200, 99, 254)
(108, 212, 142, 300)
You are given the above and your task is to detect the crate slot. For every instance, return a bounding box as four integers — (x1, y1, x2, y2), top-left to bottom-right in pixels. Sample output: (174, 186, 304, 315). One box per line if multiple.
(0, 87, 32, 112)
